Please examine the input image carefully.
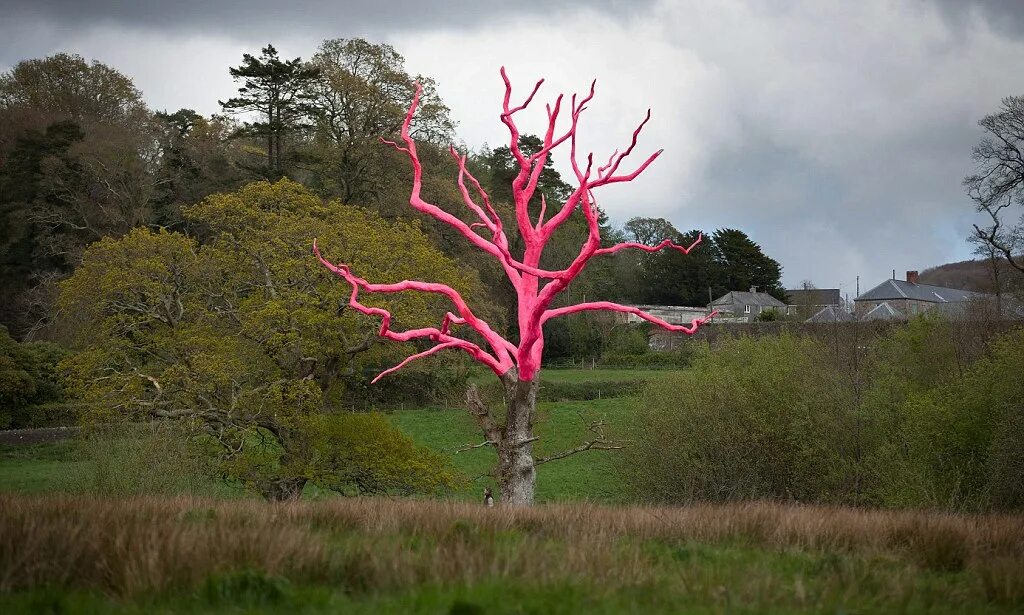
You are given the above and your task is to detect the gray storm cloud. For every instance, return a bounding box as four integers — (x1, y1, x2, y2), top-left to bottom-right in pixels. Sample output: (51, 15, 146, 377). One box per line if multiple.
(2, 0, 1022, 292)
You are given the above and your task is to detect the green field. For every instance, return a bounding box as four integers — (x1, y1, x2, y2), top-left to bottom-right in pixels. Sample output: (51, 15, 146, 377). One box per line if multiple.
(0, 368, 659, 503)
(2, 367, 1021, 614)
(391, 396, 631, 503)
(0, 439, 82, 493)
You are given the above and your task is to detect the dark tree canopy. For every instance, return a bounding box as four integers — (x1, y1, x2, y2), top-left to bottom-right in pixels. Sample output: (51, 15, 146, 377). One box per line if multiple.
(607, 219, 784, 307)
(713, 228, 786, 300)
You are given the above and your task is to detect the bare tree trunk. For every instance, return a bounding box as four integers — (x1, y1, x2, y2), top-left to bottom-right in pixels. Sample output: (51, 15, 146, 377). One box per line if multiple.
(497, 375, 539, 506)
(267, 102, 275, 173)
(465, 371, 539, 506)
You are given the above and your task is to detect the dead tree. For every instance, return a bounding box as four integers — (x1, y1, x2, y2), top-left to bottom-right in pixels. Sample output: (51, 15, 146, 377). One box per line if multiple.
(315, 68, 715, 505)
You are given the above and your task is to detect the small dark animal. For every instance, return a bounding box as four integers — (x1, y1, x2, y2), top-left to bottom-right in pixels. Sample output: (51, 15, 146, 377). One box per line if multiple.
(483, 487, 494, 507)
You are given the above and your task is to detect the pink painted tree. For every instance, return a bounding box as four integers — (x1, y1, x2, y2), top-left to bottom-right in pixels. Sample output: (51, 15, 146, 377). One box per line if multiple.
(315, 68, 715, 505)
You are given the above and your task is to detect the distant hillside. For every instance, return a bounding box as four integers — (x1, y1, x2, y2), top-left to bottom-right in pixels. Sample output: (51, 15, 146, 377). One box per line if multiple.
(919, 259, 1017, 293)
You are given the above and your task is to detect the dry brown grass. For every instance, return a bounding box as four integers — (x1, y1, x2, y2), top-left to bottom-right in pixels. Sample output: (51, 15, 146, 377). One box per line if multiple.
(1, 494, 1022, 605)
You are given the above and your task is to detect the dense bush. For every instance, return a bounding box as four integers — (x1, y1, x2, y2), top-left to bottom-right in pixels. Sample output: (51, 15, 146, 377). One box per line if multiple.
(0, 326, 68, 429)
(303, 412, 461, 496)
(624, 318, 1024, 511)
(622, 334, 857, 504)
(57, 423, 229, 498)
(601, 350, 692, 369)
(863, 322, 1024, 510)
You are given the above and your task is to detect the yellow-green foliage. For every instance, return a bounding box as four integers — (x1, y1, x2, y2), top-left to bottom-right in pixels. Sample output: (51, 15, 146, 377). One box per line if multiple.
(58, 180, 468, 497)
(303, 412, 462, 495)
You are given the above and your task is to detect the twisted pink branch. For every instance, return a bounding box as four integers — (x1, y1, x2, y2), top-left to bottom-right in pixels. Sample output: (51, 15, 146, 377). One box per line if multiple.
(543, 302, 719, 334)
(317, 68, 713, 383)
(594, 234, 705, 257)
(313, 240, 514, 377)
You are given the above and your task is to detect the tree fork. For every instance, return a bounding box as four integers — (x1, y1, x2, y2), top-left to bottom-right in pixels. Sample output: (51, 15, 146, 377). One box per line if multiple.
(317, 67, 717, 505)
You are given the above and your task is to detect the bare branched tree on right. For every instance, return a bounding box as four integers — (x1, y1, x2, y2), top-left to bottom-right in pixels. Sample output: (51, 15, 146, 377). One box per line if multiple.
(964, 96, 1024, 275)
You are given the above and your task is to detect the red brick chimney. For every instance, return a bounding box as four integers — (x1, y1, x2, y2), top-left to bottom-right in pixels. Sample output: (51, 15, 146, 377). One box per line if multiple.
(906, 270, 919, 284)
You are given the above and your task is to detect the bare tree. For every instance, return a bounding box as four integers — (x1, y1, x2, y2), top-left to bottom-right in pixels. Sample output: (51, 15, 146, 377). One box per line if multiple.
(964, 96, 1024, 275)
(315, 68, 717, 505)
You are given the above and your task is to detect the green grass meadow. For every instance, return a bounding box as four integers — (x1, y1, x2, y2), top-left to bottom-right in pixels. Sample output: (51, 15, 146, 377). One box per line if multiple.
(1, 368, 1022, 614)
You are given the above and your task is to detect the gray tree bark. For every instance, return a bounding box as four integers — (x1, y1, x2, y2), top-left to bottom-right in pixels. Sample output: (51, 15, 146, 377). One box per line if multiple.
(466, 369, 539, 506)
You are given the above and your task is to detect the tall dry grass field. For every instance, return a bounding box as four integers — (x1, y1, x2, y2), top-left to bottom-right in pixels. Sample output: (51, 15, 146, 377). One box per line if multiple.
(1, 494, 1022, 612)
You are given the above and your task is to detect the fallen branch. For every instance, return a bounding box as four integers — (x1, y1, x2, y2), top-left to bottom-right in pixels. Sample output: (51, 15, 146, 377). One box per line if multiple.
(534, 419, 624, 466)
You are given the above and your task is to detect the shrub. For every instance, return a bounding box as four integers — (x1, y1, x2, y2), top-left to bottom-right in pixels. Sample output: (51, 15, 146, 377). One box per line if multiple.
(303, 412, 462, 496)
(621, 334, 857, 504)
(57, 422, 228, 498)
(861, 321, 1024, 511)
(0, 326, 68, 429)
(601, 350, 692, 369)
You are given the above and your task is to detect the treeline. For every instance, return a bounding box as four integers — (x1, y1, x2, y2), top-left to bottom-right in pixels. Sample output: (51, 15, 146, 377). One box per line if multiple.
(624, 315, 1024, 511)
(0, 40, 784, 350)
(0, 40, 789, 500)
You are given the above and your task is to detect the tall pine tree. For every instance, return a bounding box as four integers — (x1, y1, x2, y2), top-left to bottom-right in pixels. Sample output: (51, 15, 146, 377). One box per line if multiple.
(220, 44, 319, 177)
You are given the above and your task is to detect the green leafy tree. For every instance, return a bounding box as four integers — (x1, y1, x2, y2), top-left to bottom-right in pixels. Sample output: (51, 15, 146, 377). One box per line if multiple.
(0, 54, 158, 338)
(59, 180, 469, 500)
(623, 217, 677, 247)
(0, 52, 147, 127)
(303, 38, 455, 206)
(0, 325, 66, 428)
(220, 45, 320, 177)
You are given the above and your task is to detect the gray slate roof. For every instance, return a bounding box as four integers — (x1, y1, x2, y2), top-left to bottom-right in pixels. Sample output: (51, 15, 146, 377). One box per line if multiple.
(806, 305, 854, 323)
(931, 297, 1024, 320)
(711, 291, 787, 308)
(861, 302, 905, 321)
(857, 279, 978, 303)
(786, 288, 842, 306)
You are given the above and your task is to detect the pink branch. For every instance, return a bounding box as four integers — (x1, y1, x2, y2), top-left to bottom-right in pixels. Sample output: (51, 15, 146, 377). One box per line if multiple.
(594, 233, 704, 257)
(543, 302, 719, 335)
(597, 109, 653, 181)
(313, 240, 516, 370)
(372, 341, 464, 383)
(318, 68, 716, 384)
(450, 148, 497, 232)
(380, 84, 514, 272)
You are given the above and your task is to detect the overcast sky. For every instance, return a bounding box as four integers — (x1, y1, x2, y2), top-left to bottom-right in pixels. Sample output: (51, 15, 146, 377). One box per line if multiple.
(3, 0, 1023, 294)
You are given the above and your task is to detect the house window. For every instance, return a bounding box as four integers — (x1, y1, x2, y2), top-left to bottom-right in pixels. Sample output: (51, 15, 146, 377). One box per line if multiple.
(744, 305, 751, 314)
